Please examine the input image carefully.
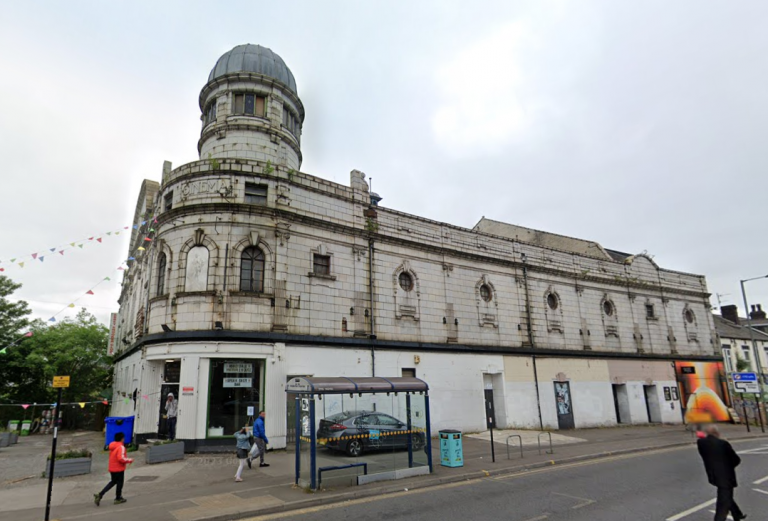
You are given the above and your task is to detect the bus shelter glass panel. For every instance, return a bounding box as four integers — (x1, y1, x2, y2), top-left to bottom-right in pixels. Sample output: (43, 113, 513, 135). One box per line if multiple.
(305, 391, 428, 489)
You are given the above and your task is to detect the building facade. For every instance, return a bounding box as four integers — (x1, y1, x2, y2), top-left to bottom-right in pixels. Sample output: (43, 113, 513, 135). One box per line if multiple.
(110, 44, 725, 451)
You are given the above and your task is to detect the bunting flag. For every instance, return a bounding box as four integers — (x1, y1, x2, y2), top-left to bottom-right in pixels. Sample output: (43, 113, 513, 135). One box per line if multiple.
(0, 268, 4, 272)
(104, 277, 111, 281)
(86, 290, 94, 295)
(48, 317, 56, 322)
(102, 400, 109, 405)
(124, 398, 130, 405)
(137, 247, 146, 251)
(24, 332, 33, 337)
(144, 237, 152, 242)
(0, 348, 6, 354)
(142, 395, 149, 400)
(22, 404, 29, 410)
(0, 218, 157, 271)
(79, 402, 86, 408)
(67, 303, 75, 308)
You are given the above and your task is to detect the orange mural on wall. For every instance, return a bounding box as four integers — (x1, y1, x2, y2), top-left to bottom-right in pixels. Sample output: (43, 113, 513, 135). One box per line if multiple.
(675, 361, 730, 423)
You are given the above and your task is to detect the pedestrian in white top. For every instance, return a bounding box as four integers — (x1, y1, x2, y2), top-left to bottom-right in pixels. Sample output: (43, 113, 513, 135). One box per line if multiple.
(165, 393, 178, 440)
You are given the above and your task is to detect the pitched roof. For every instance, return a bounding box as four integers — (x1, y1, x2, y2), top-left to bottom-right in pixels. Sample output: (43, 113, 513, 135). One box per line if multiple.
(713, 314, 768, 341)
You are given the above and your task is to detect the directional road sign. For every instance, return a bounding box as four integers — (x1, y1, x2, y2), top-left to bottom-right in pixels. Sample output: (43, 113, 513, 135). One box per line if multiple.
(735, 381, 761, 393)
(733, 372, 757, 382)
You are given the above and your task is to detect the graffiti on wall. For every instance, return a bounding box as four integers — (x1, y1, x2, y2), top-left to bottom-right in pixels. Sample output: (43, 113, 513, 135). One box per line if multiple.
(675, 361, 730, 423)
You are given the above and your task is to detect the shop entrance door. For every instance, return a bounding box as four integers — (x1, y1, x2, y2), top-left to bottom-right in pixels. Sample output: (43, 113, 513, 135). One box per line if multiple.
(159, 361, 180, 439)
(554, 381, 575, 429)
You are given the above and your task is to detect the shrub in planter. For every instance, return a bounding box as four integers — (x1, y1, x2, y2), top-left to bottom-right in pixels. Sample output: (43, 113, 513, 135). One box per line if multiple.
(146, 440, 185, 464)
(45, 448, 93, 478)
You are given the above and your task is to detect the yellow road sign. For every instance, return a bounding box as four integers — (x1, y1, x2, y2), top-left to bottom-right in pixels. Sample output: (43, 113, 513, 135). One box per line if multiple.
(53, 376, 70, 388)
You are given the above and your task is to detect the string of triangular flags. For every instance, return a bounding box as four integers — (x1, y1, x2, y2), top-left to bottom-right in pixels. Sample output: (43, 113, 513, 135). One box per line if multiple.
(0, 217, 159, 272)
(0, 399, 111, 408)
(0, 216, 161, 355)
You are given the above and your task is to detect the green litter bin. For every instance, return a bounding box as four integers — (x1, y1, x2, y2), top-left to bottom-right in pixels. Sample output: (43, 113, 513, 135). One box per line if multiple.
(439, 429, 463, 468)
(21, 420, 32, 436)
(8, 420, 20, 433)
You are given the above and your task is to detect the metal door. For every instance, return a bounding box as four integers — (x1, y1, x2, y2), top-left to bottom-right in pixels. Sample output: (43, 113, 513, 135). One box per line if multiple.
(484, 389, 496, 429)
(554, 381, 575, 429)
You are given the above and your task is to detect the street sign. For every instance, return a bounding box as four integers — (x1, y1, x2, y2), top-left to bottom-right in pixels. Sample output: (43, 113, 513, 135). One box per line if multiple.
(681, 367, 696, 374)
(733, 372, 758, 382)
(735, 380, 761, 394)
(52, 376, 70, 388)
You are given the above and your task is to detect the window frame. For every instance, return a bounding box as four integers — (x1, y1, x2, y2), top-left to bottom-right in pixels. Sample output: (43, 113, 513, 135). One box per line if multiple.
(156, 253, 167, 296)
(164, 191, 173, 212)
(645, 304, 655, 319)
(479, 284, 492, 302)
(240, 247, 265, 293)
(603, 300, 614, 316)
(722, 346, 733, 373)
(245, 183, 268, 205)
(546, 293, 558, 311)
(233, 92, 267, 117)
(399, 272, 414, 292)
(313, 254, 331, 276)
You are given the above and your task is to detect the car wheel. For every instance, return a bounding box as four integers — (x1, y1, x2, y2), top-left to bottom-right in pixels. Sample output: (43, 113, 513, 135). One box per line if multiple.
(346, 439, 364, 457)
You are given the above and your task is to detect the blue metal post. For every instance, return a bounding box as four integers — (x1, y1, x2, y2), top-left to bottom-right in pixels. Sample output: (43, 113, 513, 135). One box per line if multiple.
(406, 392, 413, 468)
(294, 396, 300, 485)
(309, 395, 317, 490)
(424, 393, 433, 473)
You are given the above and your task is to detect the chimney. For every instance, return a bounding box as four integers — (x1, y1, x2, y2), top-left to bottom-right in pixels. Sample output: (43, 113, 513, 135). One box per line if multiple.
(751, 303, 767, 320)
(721, 304, 739, 325)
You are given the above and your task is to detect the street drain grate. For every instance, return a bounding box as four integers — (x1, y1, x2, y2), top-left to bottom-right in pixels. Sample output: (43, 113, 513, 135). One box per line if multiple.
(129, 476, 159, 482)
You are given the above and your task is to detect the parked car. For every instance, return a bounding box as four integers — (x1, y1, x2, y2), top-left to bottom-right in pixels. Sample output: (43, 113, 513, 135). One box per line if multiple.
(317, 410, 425, 457)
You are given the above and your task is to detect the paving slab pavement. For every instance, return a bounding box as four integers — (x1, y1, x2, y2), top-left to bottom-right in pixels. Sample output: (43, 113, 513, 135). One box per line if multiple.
(1, 424, 765, 521)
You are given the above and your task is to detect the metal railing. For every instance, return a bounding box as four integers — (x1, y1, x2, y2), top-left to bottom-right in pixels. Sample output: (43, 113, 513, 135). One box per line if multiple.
(506, 434, 523, 459)
(537, 432, 554, 455)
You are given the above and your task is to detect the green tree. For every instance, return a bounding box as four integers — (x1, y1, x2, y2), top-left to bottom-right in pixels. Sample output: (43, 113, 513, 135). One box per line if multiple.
(0, 274, 31, 353)
(0, 309, 111, 405)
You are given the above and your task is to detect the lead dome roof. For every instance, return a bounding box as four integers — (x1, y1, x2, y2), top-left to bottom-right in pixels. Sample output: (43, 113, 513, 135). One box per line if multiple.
(207, 44, 298, 95)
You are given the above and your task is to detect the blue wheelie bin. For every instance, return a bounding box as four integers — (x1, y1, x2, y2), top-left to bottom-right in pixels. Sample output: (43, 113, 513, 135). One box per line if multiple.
(105, 416, 135, 449)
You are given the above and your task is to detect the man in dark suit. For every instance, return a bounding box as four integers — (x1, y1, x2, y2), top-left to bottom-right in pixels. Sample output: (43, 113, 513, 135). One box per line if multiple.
(697, 425, 747, 521)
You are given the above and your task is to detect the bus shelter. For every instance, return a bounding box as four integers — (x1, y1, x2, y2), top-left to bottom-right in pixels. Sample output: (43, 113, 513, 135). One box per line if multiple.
(286, 377, 433, 490)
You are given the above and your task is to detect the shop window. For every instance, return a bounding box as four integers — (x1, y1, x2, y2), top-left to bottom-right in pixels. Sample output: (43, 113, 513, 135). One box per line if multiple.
(234, 93, 266, 117)
(240, 247, 265, 292)
(208, 360, 261, 437)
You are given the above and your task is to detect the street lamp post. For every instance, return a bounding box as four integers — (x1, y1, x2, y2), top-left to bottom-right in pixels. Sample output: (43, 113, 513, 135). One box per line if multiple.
(739, 275, 768, 427)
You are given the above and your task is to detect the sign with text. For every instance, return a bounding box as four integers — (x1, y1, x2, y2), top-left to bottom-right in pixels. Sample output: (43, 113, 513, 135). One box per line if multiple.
(223, 377, 252, 388)
(224, 363, 252, 374)
(735, 380, 760, 394)
(182, 386, 194, 396)
(52, 376, 70, 388)
(733, 372, 757, 382)
(107, 313, 118, 356)
(680, 366, 696, 374)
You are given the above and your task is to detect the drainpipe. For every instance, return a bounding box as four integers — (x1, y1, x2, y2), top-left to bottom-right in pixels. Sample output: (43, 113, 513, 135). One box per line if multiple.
(368, 238, 376, 376)
(521, 252, 544, 430)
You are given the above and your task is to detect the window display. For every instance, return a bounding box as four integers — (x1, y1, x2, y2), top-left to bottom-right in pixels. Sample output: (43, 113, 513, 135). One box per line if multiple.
(208, 359, 262, 437)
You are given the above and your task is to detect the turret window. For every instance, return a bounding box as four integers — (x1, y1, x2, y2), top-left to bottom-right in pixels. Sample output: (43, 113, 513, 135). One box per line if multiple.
(204, 101, 217, 125)
(234, 93, 266, 117)
(245, 183, 268, 205)
(283, 108, 299, 136)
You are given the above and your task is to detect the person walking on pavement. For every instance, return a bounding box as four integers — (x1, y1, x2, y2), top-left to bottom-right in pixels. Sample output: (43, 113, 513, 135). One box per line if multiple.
(165, 393, 178, 440)
(248, 410, 269, 468)
(234, 425, 251, 482)
(697, 425, 747, 521)
(94, 432, 134, 506)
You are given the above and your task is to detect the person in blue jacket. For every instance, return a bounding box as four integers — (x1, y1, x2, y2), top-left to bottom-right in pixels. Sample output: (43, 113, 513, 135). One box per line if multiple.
(248, 410, 269, 468)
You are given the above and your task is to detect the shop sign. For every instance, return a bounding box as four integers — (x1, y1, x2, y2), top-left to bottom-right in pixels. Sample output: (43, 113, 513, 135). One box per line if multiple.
(223, 377, 252, 388)
(224, 363, 252, 374)
(182, 386, 194, 396)
(107, 313, 118, 356)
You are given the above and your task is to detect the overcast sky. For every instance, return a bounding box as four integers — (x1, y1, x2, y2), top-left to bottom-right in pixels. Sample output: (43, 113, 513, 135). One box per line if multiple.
(1, 1, 766, 327)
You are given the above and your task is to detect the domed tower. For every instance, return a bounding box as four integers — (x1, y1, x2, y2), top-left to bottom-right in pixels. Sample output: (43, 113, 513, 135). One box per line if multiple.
(198, 44, 304, 170)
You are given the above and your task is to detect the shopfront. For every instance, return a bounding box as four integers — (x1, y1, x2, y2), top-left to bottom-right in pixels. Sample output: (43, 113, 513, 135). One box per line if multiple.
(207, 359, 265, 438)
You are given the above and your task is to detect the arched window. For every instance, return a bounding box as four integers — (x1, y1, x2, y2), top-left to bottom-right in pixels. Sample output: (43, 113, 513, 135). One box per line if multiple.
(240, 247, 265, 292)
(156, 253, 167, 296)
(185, 246, 209, 292)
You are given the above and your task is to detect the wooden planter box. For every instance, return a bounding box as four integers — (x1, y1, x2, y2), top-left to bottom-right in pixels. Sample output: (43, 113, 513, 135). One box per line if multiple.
(10, 432, 18, 444)
(45, 457, 92, 478)
(146, 442, 185, 464)
(0, 433, 9, 448)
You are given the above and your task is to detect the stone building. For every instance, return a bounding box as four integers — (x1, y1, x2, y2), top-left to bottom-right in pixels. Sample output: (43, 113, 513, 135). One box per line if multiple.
(110, 44, 725, 451)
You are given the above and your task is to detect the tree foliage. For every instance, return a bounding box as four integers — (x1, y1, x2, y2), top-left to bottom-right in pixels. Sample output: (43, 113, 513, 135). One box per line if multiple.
(0, 275, 31, 351)
(0, 284, 111, 405)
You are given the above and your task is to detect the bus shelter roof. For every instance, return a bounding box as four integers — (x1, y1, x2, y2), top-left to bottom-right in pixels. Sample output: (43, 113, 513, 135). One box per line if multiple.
(285, 376, 428, 395)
